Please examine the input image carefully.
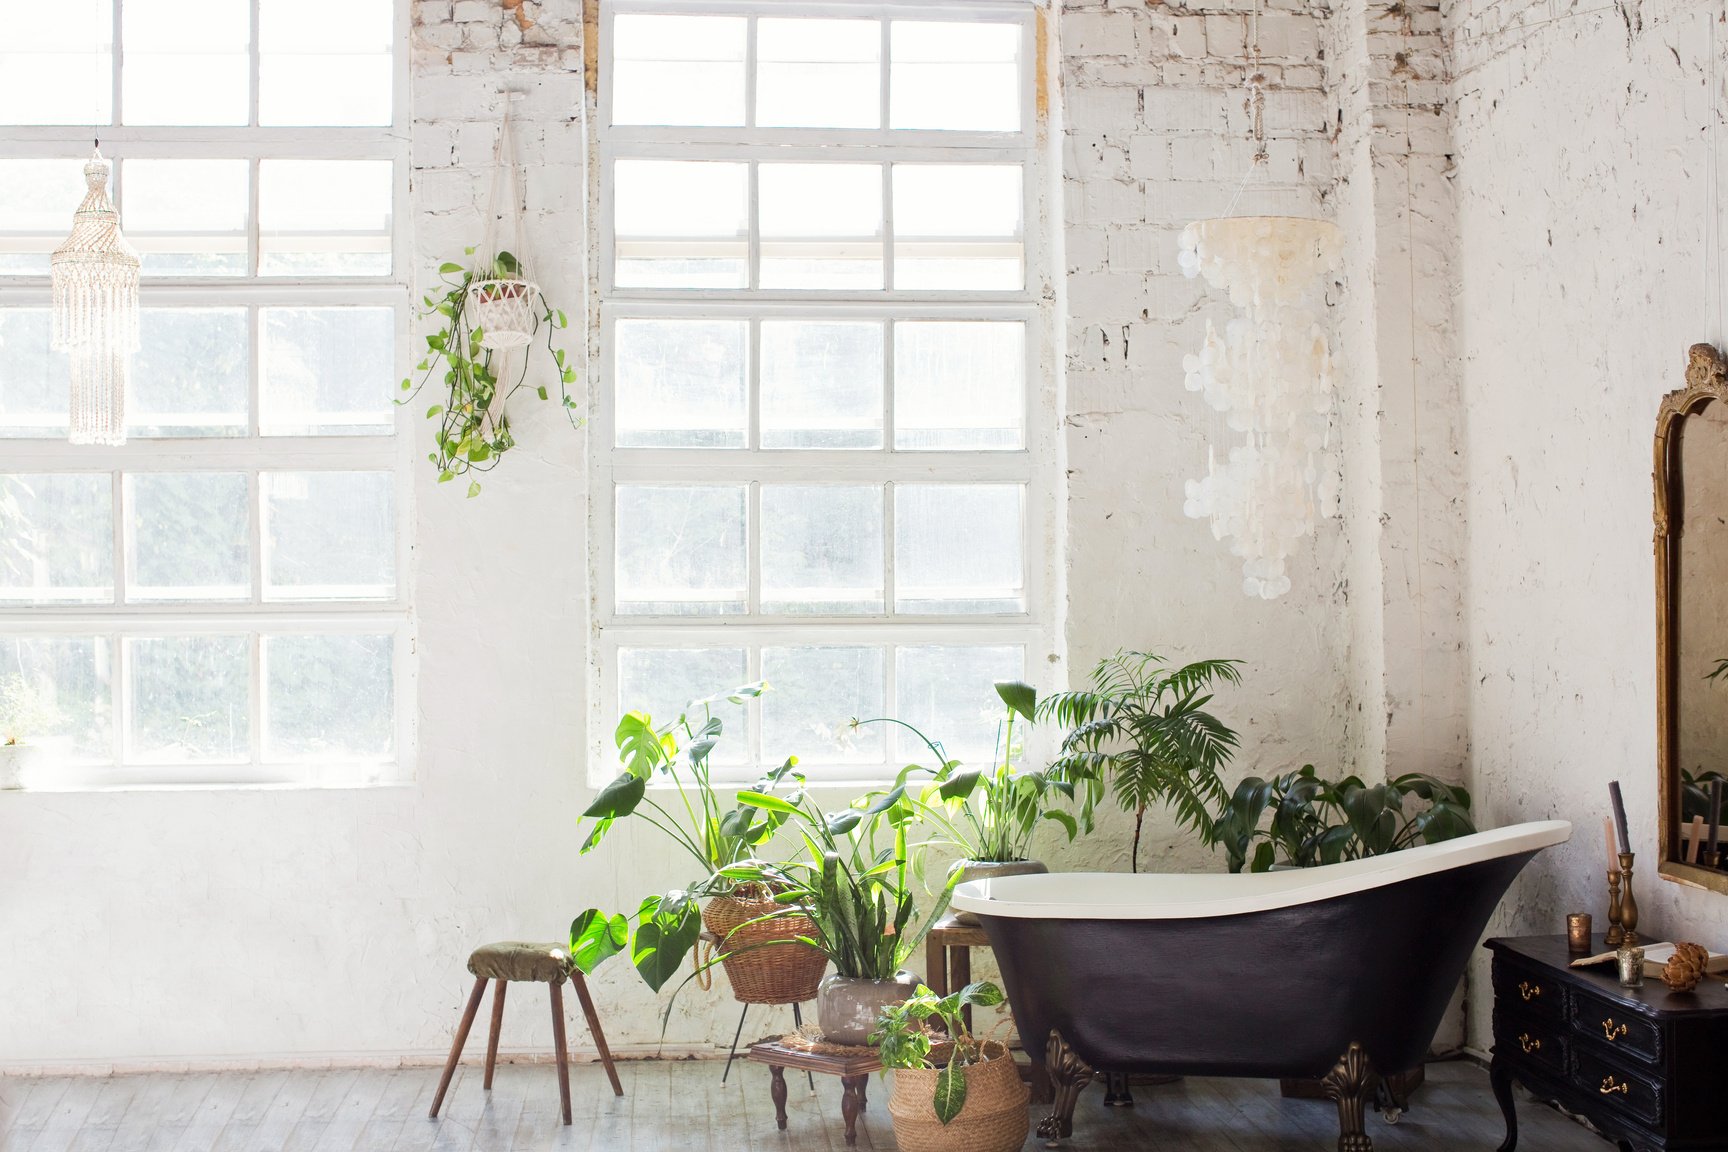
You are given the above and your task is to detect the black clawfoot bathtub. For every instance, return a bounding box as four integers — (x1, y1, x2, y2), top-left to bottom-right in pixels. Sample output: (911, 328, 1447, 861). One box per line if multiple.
(950, 821, 1571, 1151)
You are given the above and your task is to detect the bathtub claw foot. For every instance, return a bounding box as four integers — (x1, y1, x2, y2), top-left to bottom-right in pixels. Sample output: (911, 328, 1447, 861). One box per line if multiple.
(1321, 1041, 1379, 1152)
(1040, 1030, 1095, 1144)
(1102, 1072, 1134, 1107)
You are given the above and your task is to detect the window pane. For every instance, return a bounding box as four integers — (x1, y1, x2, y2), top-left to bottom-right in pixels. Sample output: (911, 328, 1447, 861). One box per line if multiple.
(122, 0, 249, 125)
(615, 485, 746, 615)
(260, 0, 393, 126)
(121, 159, 249, 277)
(611, 14, 745, 127)
(0, 635, 112, 762)
(894, 165, 1023, 290)
(263, 471, 395, 601)
(890, 21, 1021, 132)
(0, 1, 112, 126)
(759, 164, 883, 290)
(894, 321, 1025, 450)
(613, 160, 747, 289)
(265, 633, 394, 760)
(761, 485, 883, 614)
(260, 307, 396, 435)
(0, 309, 70, 436)
(757, 19, 880, 130)
(761, 321, 883, 450)
(895, 645, 1023, 763)
(895, 484, 1023, 613)
(131, 308, 249, 437)
(259, 160, 393, 277)
(762, 646, 884, 766)
(125, 472, 250, 602)
(613, 319, 746, 448)
(0, 474, 113, 604)
(616, 646, 748, 764)
(127, 635, 249, 762)
(0, 160, 87, 275)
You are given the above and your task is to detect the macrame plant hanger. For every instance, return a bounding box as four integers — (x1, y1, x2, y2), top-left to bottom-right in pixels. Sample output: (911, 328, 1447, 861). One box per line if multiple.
(466, 94, 539, 441)
(52, 143, 140, 446)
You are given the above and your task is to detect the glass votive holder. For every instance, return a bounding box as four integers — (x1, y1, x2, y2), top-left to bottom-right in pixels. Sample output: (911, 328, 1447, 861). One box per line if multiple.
(1567, 912, 1592, 952)
(1617, 945, 1646, 988)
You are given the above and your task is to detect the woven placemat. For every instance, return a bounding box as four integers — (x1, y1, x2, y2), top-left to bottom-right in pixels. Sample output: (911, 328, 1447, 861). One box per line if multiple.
(779, 1027, 879, 1058)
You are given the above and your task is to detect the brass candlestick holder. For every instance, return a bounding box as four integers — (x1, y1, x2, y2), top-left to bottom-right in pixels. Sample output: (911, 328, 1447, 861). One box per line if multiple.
(1606, 868, 1624, 947)
(1618, 851, 1639, 946)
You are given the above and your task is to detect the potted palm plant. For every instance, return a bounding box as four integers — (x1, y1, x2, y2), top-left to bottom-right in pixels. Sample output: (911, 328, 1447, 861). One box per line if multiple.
(1039, 650, 1243, 872)
(721, 772, 956, 1045)
(857, 680, 1080, 923)
(570, 685, 827, 1005)
(873, 980, 1029, 1152)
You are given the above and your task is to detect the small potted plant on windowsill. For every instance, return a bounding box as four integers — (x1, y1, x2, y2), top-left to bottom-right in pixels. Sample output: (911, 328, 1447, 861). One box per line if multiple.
(872, 980, 1030, 1152)
(855, 680, 1081, 924)
(0, 735, 40, 790)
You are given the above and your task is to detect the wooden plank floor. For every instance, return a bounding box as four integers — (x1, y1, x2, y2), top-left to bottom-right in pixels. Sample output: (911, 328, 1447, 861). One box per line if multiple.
(0, 1059, 1595, 1151)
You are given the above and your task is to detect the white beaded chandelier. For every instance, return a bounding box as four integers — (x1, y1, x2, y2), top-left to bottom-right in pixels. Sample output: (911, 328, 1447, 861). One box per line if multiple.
(1177, 3, 1343, 600)
(51, 149, 139, 447)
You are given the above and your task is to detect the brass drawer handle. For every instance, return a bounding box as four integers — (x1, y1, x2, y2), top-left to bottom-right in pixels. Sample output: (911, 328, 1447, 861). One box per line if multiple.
(1600, 1076, 1629, 1096)
(1519, 1033, 1541, 1054)
(1603, 1019, 1627, 1042)
(1518, 981, 1542, 1002)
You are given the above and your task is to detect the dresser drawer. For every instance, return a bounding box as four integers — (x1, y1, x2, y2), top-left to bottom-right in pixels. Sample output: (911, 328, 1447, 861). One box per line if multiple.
(1493, 959, 1564, 1020)
(1573, 1047, 1664, 1128)
(1493, 1010, 1566, 1077)
(1571, 987, 1663, 1066)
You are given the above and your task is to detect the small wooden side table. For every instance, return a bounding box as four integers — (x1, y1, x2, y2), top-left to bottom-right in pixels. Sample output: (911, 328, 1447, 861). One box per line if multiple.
(747, 1040, 880, 1146)
(924, 913, 1053, 1104)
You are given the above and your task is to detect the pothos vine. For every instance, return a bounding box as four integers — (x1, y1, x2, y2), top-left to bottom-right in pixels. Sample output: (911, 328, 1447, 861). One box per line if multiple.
(400, 249, 581, 497)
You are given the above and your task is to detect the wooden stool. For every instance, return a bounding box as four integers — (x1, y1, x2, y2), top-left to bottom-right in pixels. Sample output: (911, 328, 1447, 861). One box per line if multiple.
(429, 940, 623, 1125)
(747, 1039, 881, 1146)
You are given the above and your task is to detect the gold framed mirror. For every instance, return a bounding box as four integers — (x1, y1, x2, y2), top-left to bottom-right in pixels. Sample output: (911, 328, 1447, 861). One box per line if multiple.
(1657, 342, 1728, 892)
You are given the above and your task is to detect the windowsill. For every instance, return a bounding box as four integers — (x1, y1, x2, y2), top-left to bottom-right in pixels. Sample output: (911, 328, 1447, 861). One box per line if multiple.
(1, 779, 415, 796)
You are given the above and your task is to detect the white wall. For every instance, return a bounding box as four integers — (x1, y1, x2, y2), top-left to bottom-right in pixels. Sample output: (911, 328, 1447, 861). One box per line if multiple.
(1448, 0, 1728, 1049)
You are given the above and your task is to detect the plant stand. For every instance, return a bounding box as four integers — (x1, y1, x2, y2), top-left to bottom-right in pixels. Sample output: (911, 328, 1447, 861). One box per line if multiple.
(703, 930, 816, 1093)
(747, 1039, 881, 1146)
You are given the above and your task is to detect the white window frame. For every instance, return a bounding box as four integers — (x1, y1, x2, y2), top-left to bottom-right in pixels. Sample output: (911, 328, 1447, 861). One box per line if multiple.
(0, 0, 415, 789)
(591, 0, 1058, 785)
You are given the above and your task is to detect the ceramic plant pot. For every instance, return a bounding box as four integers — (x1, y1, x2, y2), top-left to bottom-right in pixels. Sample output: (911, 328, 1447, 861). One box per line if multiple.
(886, 1040, 1030, 1152)
(951, 859, 1048, 924)
(0, 743, 42, 790)
(816, 970, 920, 1046)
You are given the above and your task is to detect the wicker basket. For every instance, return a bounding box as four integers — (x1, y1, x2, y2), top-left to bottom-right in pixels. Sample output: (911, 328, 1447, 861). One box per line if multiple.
(887, 1041, 1030, 1152)
(703, 892, 829, 1005)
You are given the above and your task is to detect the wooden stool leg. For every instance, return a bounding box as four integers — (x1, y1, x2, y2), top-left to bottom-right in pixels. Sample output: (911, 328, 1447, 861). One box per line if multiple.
(569, 968, 624, 1097)
(430, 976, 487, 1118)
(841, 1074, 865, 1145)
(769, 1065, 788, 1130)
(483, 978, 507, 1090)
(953, 943, 974, 1033)
(549, 980, 573, 1125)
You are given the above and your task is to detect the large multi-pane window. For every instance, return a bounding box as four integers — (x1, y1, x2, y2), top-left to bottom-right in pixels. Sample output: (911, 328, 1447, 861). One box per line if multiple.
(0, 0, 409, 786)
(596, 0, 1053, 781)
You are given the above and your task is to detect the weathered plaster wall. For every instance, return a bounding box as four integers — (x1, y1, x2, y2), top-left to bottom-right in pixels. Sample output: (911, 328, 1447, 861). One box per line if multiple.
(1059, 0, 1354, 875)
(1448, 0, 1728, 1050)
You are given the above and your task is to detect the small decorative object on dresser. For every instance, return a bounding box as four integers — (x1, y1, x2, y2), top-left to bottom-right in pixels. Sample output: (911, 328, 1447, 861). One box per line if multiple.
(1487, 935, 1728, 1152)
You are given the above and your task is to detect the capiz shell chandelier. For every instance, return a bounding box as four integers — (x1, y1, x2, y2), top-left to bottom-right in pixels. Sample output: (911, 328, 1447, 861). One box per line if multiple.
(1179, 216, 1343, 600)
(52, 149, 140, 446)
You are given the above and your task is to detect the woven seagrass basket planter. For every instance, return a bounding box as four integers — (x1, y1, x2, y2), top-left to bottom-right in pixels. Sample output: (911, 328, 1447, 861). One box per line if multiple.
(887, 1041, 1030, 1152)
(703, 892, 828, 1005)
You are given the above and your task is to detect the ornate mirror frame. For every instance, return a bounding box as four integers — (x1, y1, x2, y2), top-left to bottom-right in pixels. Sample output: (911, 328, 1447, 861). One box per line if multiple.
(1657, 342, 1728, 893)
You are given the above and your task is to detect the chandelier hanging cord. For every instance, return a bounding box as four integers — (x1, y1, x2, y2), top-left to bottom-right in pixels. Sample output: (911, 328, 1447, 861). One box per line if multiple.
(1223, 0, 1271, 218)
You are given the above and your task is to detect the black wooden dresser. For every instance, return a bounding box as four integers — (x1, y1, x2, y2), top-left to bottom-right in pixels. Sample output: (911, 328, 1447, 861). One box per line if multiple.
(1487, 935, 1728, 1151)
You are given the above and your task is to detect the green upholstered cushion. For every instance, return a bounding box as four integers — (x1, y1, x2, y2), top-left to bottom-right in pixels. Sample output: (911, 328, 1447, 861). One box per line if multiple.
(467, 941, 572, 984)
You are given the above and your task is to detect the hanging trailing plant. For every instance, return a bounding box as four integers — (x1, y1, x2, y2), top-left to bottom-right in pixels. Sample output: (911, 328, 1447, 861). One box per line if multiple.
(400, 247, 579, 497)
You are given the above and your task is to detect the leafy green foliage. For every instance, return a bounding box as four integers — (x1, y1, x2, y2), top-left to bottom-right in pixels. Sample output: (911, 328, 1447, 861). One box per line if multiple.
(400, 250, 582, 497)
(569, 909, 628, 974)
(1212, 765, 1476, 873)
(855, 680, 1079, 865)
(1681, 767, 1728, 824)
(871, 981, 1008, 1124)
(1038, 651, 1243, 872)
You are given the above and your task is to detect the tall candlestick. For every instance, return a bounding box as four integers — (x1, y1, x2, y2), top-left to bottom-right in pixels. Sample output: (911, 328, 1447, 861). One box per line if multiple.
(1604, 817, 1618, 873)
(1710, 781, 1724, 869)
(1610, 781, 1630, 854)
(1618, 851, 1639, 946)
(1606, 868, 1624, 947)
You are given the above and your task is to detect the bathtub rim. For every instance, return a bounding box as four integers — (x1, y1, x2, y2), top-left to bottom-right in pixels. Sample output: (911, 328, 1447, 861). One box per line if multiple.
(949, 819, 1571, 920)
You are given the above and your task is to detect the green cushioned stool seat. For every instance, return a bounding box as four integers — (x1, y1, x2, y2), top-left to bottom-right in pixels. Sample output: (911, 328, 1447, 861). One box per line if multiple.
(466, 941, 572, 984)
(431, 937, 623, 1125)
